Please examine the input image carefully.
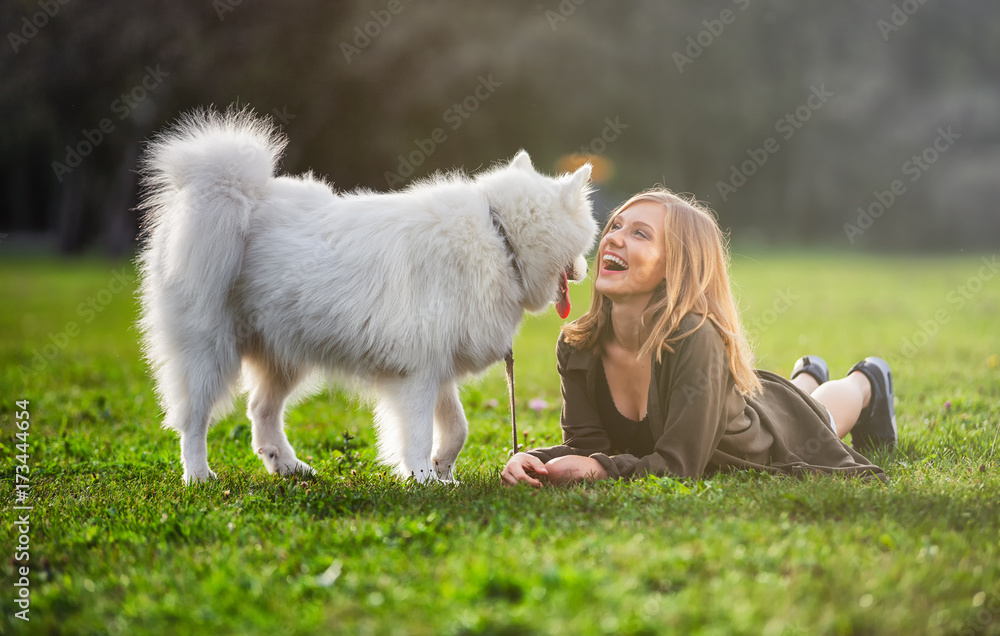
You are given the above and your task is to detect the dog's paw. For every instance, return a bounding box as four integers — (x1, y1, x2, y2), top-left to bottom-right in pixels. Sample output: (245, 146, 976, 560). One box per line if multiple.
(400, 466, 442, 484)
(432, 459, 457, 482)
(183, 467, 217, 485)
(280, 459, 314, 477)
(257, 445, 314, 477)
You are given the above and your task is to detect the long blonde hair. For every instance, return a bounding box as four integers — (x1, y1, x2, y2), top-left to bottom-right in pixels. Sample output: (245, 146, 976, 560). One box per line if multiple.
(562, 188, 762, 396)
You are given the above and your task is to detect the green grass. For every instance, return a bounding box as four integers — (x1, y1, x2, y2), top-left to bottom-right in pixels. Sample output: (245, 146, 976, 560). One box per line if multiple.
(1, 251, 999, 635)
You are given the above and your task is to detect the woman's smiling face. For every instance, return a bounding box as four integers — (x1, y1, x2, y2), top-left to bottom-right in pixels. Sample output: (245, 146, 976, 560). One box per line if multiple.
(594, 200, 667, 302)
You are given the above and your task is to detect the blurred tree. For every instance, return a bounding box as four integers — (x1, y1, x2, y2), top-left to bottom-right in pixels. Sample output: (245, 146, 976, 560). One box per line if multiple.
(0, 0, 997, 253)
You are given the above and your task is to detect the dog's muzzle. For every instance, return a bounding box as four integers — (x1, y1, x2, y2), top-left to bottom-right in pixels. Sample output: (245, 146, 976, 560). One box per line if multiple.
(567, 254, 589, 282)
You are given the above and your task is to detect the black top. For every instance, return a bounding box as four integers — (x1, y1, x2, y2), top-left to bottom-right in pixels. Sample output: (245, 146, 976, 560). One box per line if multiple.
(595, 360, 656, 457)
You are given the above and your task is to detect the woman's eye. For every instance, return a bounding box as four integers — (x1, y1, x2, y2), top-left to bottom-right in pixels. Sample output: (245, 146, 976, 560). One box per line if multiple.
(635, 230, 648, 239)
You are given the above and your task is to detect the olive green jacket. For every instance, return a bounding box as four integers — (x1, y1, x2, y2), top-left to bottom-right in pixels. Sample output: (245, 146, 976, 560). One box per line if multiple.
(528, 315, 887, 482)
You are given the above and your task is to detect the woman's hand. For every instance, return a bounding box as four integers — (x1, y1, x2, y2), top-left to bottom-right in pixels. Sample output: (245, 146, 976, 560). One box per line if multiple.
(501, 452, 549, 487)
(544, 455, 608, 484)
(501, 453, 608, 487)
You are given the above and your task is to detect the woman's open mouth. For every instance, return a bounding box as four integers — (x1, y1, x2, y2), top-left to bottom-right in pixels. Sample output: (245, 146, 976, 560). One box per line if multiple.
(601, 252, 628, 273)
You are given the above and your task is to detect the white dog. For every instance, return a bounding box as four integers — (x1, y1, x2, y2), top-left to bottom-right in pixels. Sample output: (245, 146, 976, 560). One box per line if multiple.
(137, 109, 597, 484)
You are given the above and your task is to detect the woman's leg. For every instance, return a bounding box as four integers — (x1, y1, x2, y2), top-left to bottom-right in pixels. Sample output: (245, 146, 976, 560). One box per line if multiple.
(790, 374, 819, 394)
(809, 372, 872, 438)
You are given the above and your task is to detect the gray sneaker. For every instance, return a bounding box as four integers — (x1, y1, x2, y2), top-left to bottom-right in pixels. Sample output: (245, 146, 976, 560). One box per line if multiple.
(791, 355, 830, 386)
(848, 356, 897, 454)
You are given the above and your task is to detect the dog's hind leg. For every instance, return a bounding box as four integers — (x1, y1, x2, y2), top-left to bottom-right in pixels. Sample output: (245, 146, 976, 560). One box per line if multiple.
(175, 390, 216, 484)
(374, 374, 441, 483)
(162, 342, 242, 484)
(245, 359, 314, 477)
(431, 382, 468, 482)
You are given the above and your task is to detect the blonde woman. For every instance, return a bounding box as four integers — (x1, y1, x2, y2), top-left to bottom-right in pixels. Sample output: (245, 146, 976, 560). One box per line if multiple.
(501, 189, 894, 486)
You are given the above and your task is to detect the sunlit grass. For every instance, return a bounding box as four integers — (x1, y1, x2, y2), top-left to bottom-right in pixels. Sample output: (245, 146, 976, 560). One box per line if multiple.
(1, 251, 998, 635)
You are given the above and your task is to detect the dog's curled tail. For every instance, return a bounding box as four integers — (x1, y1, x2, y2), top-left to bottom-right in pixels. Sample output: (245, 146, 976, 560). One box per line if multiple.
(138, 106, 285, 305)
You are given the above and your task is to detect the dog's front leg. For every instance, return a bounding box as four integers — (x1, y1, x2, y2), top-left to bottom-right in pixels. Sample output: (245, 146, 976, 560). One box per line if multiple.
(431, 381, 468, 482)
(374, 375, 441, 483)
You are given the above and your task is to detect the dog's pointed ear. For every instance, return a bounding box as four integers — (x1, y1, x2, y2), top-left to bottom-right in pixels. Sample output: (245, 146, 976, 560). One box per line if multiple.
(509, 150, 533, 171)
(562, 163, 592, 208)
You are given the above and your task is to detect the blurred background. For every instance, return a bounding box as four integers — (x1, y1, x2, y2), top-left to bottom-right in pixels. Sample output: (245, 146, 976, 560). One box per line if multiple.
(0, 0, 997, 256)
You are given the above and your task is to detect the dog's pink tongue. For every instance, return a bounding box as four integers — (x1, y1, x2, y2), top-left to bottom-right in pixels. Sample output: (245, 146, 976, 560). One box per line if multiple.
(556, 271, 571, 319)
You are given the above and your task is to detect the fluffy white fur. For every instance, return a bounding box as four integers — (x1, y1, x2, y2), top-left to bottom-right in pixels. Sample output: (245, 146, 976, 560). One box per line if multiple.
(137, 108, 597, 484)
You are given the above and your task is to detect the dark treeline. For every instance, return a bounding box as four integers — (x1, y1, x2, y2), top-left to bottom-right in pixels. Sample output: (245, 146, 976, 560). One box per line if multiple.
(1, 0, 997, 255)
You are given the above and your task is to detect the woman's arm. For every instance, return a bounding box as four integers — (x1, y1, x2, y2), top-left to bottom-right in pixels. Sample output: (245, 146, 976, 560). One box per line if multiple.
(503, 337, 611, 485)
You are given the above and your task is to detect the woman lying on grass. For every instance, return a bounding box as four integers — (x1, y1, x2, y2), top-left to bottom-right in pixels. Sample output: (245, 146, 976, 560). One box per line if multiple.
(501, 189, 894, 486)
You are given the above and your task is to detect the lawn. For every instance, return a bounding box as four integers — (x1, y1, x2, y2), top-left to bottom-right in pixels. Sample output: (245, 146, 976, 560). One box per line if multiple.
(1, 251, 999, 635)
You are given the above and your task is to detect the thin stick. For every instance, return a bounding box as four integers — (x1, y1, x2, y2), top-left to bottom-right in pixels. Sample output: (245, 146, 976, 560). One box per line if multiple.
(505, 350, 517, 456)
